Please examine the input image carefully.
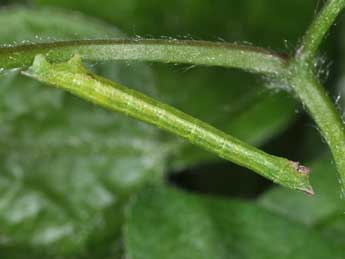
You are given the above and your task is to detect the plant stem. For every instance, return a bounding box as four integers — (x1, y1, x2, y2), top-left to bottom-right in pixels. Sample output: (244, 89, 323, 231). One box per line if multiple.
(288, 61, 345, 196)
(0, 39, 287, 75)
(288, 0, 345, 195)
(23, 54, 313, 194)
(297, 0, 345, 63)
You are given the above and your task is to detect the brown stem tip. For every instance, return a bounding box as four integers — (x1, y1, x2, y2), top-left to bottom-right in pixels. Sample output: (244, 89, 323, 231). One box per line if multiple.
(288, 161, 314, 196)
(289, 161, 311, 175)
(304, 187, 315, 196)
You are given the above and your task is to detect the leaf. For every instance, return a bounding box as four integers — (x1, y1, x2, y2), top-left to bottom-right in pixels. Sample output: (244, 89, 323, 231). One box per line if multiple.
(34, 0, 315, 49)
(0, 7, 123, 44)
(125, 186, 344, 259)
(0, 7, 164, 257)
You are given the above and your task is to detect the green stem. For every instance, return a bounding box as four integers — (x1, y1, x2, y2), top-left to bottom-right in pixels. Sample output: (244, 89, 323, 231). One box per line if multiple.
(23, 54, 313, 194)
(0, 39, 286, 75)
(288, 0, 345, 195)
(297, 0, 345, 63)
(288, 61, 345, 196)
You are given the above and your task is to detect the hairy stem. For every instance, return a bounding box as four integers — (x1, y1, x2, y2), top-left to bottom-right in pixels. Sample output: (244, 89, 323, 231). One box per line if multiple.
(0, 39, 286, 75)
(288, 0, 345, 195)
(298, 0, 345, 63)
(23, 54, 313, 194)
(288, 61, 345, 195)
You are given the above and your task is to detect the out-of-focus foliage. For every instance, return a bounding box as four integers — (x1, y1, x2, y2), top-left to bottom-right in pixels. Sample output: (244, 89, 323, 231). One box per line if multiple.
(0, 0, 344, 258)
(126, 185, 344, 259)
(35, 0, 315, 48)
(0, 8, 165, 258)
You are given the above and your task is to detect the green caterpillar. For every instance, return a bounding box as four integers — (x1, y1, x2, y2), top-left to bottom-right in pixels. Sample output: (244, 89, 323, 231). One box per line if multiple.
(23, 54, 313, 194)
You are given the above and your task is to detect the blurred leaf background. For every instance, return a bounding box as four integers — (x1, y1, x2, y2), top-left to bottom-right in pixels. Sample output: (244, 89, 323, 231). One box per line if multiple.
(0, 0, 344, 258)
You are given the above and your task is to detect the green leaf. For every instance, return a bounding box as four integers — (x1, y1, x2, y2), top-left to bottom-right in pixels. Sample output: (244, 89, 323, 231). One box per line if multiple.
(125, 186, 343, 259)
(0, 7, 123, 43)
(0, 7, 164, 257)
(34, 0, 315, 49)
